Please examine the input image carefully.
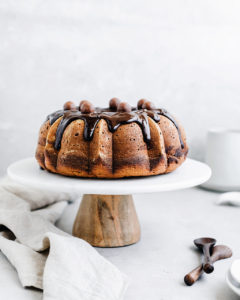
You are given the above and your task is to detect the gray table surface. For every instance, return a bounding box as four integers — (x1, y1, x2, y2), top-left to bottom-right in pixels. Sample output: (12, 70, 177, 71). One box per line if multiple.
(0, 187, 239, 300)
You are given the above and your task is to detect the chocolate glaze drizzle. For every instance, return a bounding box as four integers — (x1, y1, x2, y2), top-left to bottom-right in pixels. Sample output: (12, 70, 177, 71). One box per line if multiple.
(47, 110, 64, 125)
(46, 107, 184, 150)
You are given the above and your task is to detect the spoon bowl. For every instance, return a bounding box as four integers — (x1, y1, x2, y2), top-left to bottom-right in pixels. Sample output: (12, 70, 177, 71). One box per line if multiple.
(194, 237, 216, 248)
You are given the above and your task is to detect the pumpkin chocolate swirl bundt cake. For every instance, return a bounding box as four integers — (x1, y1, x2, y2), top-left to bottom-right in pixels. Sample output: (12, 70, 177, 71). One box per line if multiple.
(35, 98, 188, 178)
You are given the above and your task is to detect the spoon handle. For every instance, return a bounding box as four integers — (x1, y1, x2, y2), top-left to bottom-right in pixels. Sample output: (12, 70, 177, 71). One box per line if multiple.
(202, 244, 214, 273)
(184, 265, 203, 286)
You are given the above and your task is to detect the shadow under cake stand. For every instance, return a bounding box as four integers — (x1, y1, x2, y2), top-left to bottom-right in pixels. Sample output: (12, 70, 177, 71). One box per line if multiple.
(7, 158, 211, 248)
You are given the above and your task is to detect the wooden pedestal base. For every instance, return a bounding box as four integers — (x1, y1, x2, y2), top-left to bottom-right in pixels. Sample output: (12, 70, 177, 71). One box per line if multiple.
(72, 194, 141, 247)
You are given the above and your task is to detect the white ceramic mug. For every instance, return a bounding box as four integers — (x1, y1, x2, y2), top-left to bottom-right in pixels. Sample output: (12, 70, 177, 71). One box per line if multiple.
(203, 128, 240, 191)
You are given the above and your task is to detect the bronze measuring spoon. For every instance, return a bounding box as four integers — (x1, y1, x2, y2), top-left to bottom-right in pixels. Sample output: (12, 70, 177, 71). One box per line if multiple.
(194, 237, 216, 273)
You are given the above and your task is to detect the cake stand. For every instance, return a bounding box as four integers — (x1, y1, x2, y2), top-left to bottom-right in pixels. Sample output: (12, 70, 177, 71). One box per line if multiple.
(7, 158, 211, 247)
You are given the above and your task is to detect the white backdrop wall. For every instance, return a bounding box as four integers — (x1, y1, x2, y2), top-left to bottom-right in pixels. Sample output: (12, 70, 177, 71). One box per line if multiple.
(0, 0, 240, 176)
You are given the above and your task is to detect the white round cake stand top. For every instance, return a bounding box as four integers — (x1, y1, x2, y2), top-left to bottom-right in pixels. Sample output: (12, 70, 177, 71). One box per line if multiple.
(7, 157, 211, 195)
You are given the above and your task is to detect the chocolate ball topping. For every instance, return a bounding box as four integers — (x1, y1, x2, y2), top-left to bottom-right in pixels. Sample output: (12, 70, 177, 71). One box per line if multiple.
(63, 101, 76, 111)
(117, 102, 132, 113)
(142, 101, 156, 110)
(79, 100, 88, 110)
(80, 101, 95, 113)
(137, 99, 148, 109)
(109, 97, 121, 110)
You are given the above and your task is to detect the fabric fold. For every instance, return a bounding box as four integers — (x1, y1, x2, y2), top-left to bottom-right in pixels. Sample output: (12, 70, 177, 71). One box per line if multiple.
(0, 177, 128, 300)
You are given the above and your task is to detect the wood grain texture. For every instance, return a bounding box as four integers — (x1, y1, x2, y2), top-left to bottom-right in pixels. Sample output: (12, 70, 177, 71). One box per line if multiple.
(72, 194, 141, 247)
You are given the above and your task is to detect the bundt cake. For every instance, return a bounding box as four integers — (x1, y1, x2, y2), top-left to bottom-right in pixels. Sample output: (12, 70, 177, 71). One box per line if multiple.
(35, 99, 188, 178)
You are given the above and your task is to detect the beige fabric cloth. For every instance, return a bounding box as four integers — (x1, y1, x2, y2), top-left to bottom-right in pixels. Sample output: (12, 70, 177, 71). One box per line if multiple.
(0, 177, 128, 300)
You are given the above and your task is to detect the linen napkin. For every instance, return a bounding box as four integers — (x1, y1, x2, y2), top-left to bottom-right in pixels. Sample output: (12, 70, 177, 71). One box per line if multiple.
(0, 177, 128, 300)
